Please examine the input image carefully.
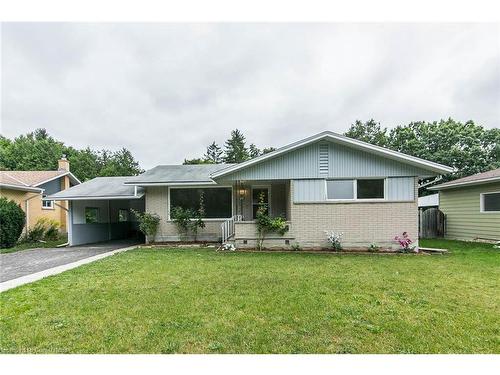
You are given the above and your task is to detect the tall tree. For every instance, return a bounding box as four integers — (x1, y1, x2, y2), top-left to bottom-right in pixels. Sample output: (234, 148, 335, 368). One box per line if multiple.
(223, 129, 250, 163)
(345, 119, 389, 147)
(388, 119, 500, 180)
(249, 144, 261, 158)
(0, 128, 144, 181)
(344, 118, 500, 185)
(203, 142, 223, 163)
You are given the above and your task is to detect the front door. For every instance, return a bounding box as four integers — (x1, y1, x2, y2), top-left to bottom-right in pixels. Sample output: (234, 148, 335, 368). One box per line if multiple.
(252, 187, 270, 219)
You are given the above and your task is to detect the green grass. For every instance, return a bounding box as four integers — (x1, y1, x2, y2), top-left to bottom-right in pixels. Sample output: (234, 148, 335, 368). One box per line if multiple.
(0, 235, 68, 254)
(0, 239, 498, 353)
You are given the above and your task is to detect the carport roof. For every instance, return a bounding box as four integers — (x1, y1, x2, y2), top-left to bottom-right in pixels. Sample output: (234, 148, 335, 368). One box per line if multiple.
(48, 177, 145, 200)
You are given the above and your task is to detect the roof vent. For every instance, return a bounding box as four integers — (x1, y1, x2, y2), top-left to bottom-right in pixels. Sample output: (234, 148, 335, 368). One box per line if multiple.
(319, 143, 329, 176)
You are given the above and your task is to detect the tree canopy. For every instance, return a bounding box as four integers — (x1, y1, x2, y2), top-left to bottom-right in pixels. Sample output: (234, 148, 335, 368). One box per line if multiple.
(0, 129, 144, 181)
(344, 118, 500, 182)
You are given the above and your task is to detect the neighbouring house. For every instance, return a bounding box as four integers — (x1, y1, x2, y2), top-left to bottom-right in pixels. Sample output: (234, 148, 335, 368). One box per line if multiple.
(49, 131, 453, 249)
(429, 168, 500, 242)
(0, 157, 80, 234)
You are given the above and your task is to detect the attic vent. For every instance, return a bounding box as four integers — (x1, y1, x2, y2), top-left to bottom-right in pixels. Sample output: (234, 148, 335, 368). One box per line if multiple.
(319, 143, 329, 176)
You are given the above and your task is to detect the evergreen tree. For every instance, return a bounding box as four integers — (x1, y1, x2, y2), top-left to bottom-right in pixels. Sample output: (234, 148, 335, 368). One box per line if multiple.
(203, 141, 223, 163)
(249, 144, 261, 158)
(223, 129, 250, 163)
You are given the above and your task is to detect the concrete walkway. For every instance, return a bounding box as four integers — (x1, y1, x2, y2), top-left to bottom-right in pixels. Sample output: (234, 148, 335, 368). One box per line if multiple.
(0, 240, 139, 292)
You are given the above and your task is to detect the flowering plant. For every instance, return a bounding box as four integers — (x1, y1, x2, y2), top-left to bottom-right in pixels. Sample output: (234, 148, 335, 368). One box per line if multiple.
(219, 243, 236, 252)
(494, 241, 500, 249)
(394, 232, 415, 253)
(325, 230, 344, 251)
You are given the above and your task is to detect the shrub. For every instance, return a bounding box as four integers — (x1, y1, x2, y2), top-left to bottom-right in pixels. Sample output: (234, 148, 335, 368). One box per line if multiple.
(0, 197, 26, 248)
(131, 209, 161, 243)
(291, 242, 301, 251)
(325, 230, 343, 251)
(368, 242, 380, 252)
(394, 232, 416, 253)
(170, 196, 206, 242)
(22, 218, 60, 242)
(255, 192, 289, 250)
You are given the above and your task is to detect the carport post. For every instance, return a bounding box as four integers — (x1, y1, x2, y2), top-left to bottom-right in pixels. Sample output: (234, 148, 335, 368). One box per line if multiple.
(108, 200, 111, 241)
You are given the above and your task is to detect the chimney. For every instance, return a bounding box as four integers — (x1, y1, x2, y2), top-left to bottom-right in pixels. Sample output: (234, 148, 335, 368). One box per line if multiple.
(58, 155, 70, 171)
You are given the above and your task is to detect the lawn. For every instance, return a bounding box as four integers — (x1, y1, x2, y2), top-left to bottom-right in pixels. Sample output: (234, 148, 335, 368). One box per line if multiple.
(0, 235, 68, 254)
(0, 239, 498, 353)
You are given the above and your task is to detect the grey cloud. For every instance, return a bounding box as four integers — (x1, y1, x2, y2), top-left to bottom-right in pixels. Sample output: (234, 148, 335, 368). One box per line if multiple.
(1, 23, 499, 169)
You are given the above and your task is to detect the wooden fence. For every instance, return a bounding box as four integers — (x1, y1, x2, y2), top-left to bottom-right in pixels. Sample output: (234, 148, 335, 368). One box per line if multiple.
(419, 207, 446, 238)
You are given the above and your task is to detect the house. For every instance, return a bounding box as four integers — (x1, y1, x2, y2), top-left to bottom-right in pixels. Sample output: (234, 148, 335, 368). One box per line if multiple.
(0, 157, 80, 233)
(49, 131, 453, 249)
(429, 168, 500, 242)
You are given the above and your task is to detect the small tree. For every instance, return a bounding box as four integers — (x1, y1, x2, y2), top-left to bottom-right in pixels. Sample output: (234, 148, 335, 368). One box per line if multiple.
(0, 197, 26, 248)
(255, 192, 288, 250)
(131, 209, 161, 243)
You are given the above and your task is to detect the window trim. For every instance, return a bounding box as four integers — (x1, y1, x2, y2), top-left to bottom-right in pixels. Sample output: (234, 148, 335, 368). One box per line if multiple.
(41, 199, 55, 210)
(85, 207, 100, 224)
(480, 191, 500, 213)
(167, 185, 234, 221)
(251, 185, 272, 219)
(325, 178, 387, 202)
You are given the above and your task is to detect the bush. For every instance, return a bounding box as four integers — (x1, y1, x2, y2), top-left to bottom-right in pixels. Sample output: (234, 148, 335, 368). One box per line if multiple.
(325, 230, 343, 251)
(0, 197, 26, 248)
(21, 218, 60, 243)
(131, 209, 161, 243)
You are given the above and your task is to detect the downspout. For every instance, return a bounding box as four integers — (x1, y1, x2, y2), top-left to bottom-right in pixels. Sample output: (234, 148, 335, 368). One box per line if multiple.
(23, 193, 42, 234)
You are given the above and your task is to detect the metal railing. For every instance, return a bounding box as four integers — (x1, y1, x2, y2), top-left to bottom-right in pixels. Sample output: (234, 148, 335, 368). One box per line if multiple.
(221, 215, 242, 243)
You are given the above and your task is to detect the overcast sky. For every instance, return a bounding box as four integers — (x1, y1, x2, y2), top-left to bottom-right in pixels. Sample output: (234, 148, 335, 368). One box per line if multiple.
(1, 23, 499, 168)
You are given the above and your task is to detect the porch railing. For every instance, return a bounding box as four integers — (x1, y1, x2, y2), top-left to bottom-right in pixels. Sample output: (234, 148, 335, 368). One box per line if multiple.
(221, 215, 242, 243)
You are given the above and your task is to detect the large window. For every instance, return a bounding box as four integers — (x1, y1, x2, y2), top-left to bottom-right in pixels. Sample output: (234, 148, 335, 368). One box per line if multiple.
(326, 180, 354, 199)
(170, 187, 232, 219)
(85, 207, 99, 223)
(481, 192, 500, 212)
(327, 179, 385, 200)
(357, 179, 385, 199)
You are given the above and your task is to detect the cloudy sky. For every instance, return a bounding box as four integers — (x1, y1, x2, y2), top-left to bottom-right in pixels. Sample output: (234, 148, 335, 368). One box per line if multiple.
(1, 23, 499, 168)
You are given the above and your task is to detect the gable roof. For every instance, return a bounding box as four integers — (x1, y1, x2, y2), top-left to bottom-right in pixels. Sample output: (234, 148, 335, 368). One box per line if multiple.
(49, 177, 144, 200)
(429, 168, 500, 190)
(0, 170, 80, 188)
(211, 131, 454, 179)
(0, 172, 44, 192)
(124, 164, 234, 186)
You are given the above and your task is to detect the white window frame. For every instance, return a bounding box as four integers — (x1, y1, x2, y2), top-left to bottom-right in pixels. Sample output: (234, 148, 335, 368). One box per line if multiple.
(480, 191, 500, 213)
(251, 185, 272, 219)
(325, 178, 387, 202)
(41, 199, 54, 210)
(167, 185, 234, 221)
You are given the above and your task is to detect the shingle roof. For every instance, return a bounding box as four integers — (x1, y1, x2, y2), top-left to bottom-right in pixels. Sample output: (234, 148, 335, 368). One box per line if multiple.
(0, 170, 79, 187)
(49, 177, 144, 200)
(124, 164, 234, 185)
(430, 168, 500, 190)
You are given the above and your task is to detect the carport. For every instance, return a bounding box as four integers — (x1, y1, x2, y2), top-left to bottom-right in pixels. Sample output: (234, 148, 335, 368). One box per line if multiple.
(49, 177, 145, 246)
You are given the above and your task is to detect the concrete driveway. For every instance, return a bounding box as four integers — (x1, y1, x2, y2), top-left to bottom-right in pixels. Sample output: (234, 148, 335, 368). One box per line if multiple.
(0, 239, 139, 282)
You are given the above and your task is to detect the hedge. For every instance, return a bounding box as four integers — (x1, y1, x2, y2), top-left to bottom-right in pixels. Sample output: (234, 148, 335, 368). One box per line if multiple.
(0, 197, 26, 248)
